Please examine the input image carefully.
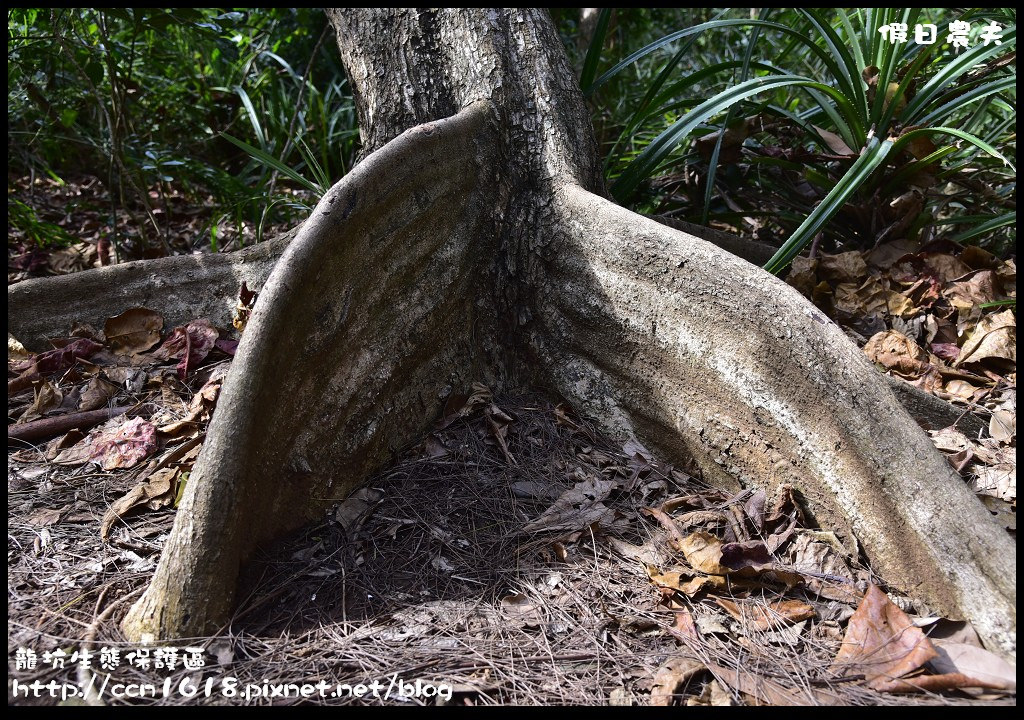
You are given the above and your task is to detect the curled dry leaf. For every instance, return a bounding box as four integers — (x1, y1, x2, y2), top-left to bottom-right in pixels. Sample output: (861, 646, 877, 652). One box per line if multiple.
(970, 465, 1015, 502)
(100, 466, 178, 540)
(8, 334, 30, 363)
(334, 487, 384, 534)
(646, 565, 728, 597)
(927, 639, 1016, 691)
(103, 307, 164, 355)
(944, 270, 1005, 312)
(158, 365, 227, 436)
(650, 657, 707, 706)
(679, 531, 731, 575)
(78, 377, 119, 412)
(151, 318, 220, 379)
(17, 381, 63, 424)
(232, 281, 258, 334)
(641, 505, 690, 552)
(863, 330, 940, 379)
(955, 308, 1015, 368)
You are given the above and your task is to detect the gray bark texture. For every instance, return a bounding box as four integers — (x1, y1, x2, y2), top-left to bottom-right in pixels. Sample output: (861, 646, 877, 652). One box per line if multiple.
(8, 9, 1013, 656)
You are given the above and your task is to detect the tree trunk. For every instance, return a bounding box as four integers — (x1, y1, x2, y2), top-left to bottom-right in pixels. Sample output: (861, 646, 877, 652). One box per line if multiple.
(11, 9, 1013, 656)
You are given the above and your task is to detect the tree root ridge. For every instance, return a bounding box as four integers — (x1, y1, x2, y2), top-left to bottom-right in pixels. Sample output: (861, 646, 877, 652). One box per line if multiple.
(7, 103, 1013, 658)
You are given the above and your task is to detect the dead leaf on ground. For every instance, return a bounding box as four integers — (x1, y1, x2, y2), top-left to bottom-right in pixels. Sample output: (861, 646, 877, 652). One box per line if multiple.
(52, 416, 158, 470)
(955, 308, 1015, 368)
(150, 318, 220, 378)
(832, 584, 937, 691)
(500, 593, 543, 628)
(818, 251, 868, 284)
(104, 307, 164, 355)
(650, 656, 707, 706)
(928, 639, 1016, 691)
(26, 507, 63, 527)
(679, 531, 731, 575)
(521, 476, 622, 535)
(944, 270, 1005, 312)
(10, 338, 103, 392)
(646, 564, 728, 597)
(714, 597, 815, 631)
(970, 464, 1015, 502)
(436, 382, 492, 429)
(8, 334, 30, 363)
(708, 662, 843, 705)
(863, 329, 944, 381)
(78, 377, 119, 411)
(334, 488, 384, 534)
(100, 466, 178, 539)
(158, 365, 227, 436)
(17, 381, 63, 424)
(641, 505, 690, 552)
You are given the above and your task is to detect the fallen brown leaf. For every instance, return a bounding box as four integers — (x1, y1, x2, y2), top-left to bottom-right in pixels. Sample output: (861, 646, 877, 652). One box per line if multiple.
(100, 466, 178, 539)
(104, 307, 163, 355)
(650, 657, 707, 706)
(832, 584, 937, 691)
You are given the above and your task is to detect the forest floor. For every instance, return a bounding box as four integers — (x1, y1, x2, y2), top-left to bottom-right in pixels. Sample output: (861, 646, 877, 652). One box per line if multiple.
(7, 175, 1017, 706)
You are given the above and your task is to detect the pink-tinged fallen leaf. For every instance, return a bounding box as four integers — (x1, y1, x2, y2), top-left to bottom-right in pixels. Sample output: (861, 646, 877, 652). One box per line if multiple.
(832, 584, 937, 691)
(104, 307, 164, 355)
(53, 416, 158, 471)
(12, 337, 103, 376)
(719, 539, 771, 569)
(151, 318, 219, 378)
(214, 338, 239, 356)
(673, 608, 700, 642)
(930, 342, 960, 363)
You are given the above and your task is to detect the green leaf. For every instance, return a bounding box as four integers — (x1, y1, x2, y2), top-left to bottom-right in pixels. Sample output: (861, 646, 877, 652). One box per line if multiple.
(221, 132, 323, 196)
(893, 126, 1015, 172)
(611, 74, 859, 202)
(950, 212, 1015, 244)
(764, 138, 894, 275)
(579, 8, 612, 94)
(84, 61, 104, 87)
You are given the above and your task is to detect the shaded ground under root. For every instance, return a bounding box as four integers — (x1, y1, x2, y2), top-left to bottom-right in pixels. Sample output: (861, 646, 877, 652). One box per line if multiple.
(8, 393, 1015, 706)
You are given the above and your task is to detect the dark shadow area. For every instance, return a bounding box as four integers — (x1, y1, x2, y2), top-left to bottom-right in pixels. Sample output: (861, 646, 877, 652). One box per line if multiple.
(233, 391, 694, 635)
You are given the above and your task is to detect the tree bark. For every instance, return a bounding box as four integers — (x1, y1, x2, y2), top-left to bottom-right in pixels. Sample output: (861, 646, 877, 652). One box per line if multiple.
(10, 9, 1012, 656)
